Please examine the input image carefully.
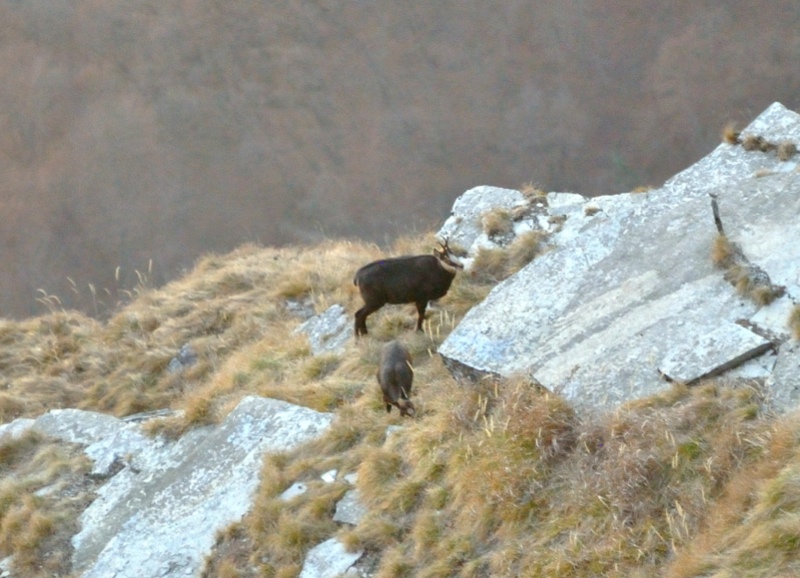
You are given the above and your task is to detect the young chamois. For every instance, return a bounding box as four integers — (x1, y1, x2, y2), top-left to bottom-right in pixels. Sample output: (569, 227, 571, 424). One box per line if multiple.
(377, 340, 415, 417)
(353, 238, 463, 337)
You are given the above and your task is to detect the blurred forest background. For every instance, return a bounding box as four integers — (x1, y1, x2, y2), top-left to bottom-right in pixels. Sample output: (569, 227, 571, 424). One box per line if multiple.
(1, 0, 799, 318)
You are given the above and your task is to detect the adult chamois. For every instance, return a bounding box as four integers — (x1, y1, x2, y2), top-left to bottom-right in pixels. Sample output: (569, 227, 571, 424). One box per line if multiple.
(377, 340, 415, 417)
(353, 238, 463, 337)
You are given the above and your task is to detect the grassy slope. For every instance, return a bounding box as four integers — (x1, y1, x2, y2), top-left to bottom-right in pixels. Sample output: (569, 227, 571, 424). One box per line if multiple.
(0, 233, 799, 577)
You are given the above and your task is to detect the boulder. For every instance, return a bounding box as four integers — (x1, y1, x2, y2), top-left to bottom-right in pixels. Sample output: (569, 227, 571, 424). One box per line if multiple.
(41, 396, 337, 578)
(295, 304, 352, 355)
(439, 102, 800, 414)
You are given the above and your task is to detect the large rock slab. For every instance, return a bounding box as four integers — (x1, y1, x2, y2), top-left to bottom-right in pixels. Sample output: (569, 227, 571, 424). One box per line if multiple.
(49, 396, 335, 578)
(658, 322, 773, 384)
(439, 102, 800, 413)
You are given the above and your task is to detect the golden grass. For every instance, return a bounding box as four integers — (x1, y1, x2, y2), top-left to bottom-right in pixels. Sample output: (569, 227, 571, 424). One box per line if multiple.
(777, 141, 798, 161)
(469, 230, 548, 284)
(519, 182, 548, 199)
(712, 235, 783, 307)
(0, 432, 94, 577)
(789, 305, 800, 340)
(722, 122, 741, 145)
(711, 234, 736, 268)
(481, 207, 514, 238)
(3, 232, 800, 577)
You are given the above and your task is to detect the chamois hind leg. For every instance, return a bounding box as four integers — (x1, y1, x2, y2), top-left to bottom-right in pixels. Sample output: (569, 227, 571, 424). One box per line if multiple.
(414, 300, 428, 332)
(354, 302, 381, 337)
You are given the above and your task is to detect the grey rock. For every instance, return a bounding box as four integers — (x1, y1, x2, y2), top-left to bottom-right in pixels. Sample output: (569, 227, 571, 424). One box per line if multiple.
(69, 396, 333, 578)
(766, 341, 800, 413)
(168, 343, 198, 373)
(321, 469, 338, 483)
(299, 538, 363, 578)
(0, 418, 35, 440)
(658, 322, 773, 384)
(280, 482, 309, 501)
(0, 555, 12, 577)
(437, 185, 531, 254)
(286, 297, 316, 320)
(439, 102, 800, 414)
(33, 409, 152, 477)
(333, 489, 368, 525)
(295, 304, 352, 355)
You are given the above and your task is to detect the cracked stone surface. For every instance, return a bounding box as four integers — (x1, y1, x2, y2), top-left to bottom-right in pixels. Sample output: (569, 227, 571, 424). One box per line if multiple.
(658, 322, 773, 384)
(439, 102, 800, 414)
(31, 396, 334, 578)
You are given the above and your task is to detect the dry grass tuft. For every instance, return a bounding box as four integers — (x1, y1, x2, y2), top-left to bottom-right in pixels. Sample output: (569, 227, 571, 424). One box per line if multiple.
(711, 234, 735, 268)
(519, 182, 548, 199)
(712, 235, 783, 307)
(470, 230, 548, 284)
(742, 134, 765, 152)
(740, 133, 779, 154)
(481, 207, 514, 238)
(777, 140, 798, 161)
(722, 122, 741, 145)
(789, 305, 800, 340)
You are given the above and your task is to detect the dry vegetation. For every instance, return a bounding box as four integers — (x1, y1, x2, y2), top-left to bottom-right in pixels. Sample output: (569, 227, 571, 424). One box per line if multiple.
(1, 233, 800, 577)
(710, 234, 784, 307)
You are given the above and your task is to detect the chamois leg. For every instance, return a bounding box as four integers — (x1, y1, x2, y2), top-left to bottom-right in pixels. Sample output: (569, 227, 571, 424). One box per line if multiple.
(355, 302, 381, 337)
(414, 300, 428, 332)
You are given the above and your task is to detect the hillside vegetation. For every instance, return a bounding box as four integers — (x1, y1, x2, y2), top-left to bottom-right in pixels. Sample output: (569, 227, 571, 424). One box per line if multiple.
(1, 233, 799, 577)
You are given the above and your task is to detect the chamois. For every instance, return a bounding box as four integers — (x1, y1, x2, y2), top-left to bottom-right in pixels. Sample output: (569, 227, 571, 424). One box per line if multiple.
(377, 340, 415, 417)
(353, 239, 463, 337)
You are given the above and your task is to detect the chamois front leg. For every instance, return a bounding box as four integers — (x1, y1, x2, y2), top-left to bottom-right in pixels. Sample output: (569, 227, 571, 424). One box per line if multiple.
(414, 300, 428, 332)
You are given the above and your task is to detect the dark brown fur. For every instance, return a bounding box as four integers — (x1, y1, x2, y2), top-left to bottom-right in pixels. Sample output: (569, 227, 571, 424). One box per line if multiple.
(353, 239, 463, 337)
(377, 340, 415, 417)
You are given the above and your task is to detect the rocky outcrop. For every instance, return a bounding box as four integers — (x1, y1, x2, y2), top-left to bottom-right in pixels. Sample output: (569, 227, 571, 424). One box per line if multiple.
(439, 102, 800, 414)
(295, 304, 352, 355)
(5, 397, 335, 578)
